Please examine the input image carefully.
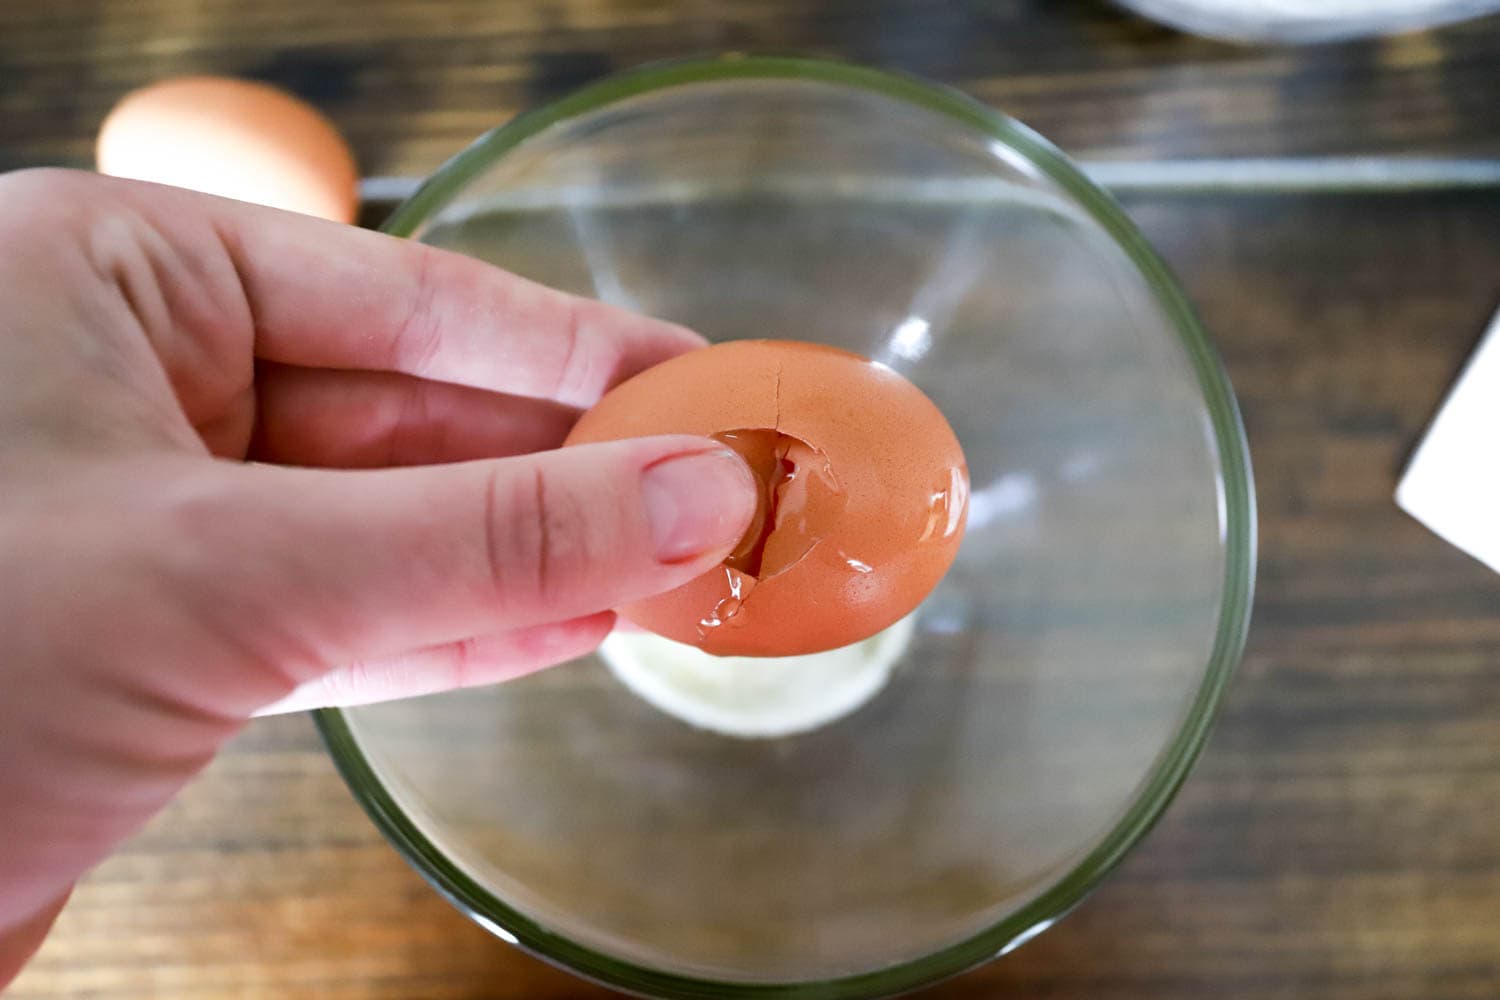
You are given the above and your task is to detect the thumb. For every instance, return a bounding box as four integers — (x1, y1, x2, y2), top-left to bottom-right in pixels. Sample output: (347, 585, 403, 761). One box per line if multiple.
(153, 436, 756, 714)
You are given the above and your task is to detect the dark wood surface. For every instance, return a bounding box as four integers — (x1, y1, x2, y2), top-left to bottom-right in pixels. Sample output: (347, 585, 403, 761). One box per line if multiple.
(7, 2, 1500, 998)
(7, 0, 1500, 176)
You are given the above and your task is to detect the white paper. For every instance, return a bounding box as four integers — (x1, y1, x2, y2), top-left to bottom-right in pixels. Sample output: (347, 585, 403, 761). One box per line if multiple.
(1396, 314, 1500, 574)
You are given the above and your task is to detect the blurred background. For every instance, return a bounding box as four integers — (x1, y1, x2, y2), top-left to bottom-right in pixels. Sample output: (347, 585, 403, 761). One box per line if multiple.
(9, 0, 1500, 177)
(5, 1, 1500, 998)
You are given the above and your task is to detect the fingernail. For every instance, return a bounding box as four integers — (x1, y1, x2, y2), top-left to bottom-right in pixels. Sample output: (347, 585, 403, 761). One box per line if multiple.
(641, 449, 757, 563)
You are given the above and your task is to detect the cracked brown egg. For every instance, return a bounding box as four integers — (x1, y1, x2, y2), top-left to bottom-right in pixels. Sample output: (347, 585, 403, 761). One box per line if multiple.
(565, 339, 968, 657)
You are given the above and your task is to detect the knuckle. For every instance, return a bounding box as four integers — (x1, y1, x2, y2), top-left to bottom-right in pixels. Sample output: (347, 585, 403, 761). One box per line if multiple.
(447, 637, 481, 690)
(319, 662, 371, 706)
(484, 464, 593, 609)
(387, 375, 434, 465)
(550, 297, 585, 402)
(551, 298, 614, 406)
(393, 245, 444, 373)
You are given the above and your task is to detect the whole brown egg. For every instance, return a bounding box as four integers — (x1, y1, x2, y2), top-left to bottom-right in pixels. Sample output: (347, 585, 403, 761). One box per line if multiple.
(97, 76, 359, 224)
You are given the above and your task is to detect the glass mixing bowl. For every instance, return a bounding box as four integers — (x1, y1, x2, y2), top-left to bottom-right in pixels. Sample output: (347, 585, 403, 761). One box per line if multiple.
(318, 56, 1255, 998)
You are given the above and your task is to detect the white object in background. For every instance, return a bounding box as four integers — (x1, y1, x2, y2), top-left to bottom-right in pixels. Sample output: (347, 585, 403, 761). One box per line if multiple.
(1397, 314, 1500, 574)
(1115, 0, 1500, 42)
(598, 614, 916, 739)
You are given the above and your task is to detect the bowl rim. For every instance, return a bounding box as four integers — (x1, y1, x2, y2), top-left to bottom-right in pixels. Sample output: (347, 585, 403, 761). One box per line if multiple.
(316, 53, 1257, 1000)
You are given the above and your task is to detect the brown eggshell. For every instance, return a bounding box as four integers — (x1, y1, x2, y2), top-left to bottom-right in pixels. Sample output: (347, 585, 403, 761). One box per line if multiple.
(565, 339, 968, 657)
(97, 76, 359, 224)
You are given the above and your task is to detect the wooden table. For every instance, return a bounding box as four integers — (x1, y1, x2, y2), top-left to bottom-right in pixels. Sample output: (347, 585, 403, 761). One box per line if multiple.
(6, 2, 1500, 997)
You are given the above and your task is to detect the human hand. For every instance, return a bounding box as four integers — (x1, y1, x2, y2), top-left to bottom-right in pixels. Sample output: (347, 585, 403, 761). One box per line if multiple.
(0, 169, 756, 983)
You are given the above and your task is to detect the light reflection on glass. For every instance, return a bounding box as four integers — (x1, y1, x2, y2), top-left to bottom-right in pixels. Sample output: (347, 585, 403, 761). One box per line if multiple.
(875, 215, 989, 369)
(997, 916, 1057, 957)
(988, 138, 1048, 183)
(566, 195, 642, 311)
(966, 472, 1039, 529)
(888, 315, 933, 362)
(1059, 450, 1104, 482)
(920, 603, 968, 635)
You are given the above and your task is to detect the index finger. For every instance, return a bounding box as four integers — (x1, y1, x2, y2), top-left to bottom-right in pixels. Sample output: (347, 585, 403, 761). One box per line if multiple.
(99, 172, 704, 407)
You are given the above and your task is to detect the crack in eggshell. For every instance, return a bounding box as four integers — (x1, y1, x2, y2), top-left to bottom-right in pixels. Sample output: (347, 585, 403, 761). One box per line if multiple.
(697, 428, 845, 638)
(773, 362, 784, 433)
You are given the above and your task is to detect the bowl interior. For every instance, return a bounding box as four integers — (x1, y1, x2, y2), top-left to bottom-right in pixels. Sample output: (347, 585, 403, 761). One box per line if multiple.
(326, 61, 1250, 992)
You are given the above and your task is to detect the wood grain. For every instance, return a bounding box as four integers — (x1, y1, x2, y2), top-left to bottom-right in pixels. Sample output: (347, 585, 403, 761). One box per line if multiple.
(4, 1, 1500, 177)
(935, 190, 1500, 1000)
(7, 2, 1500, 997)
(10, 189, 1500, 998)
